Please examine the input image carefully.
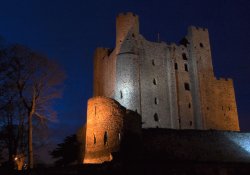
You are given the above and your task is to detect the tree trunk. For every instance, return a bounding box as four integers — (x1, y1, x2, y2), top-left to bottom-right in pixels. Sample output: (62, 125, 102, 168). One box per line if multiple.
(28, 112, 33, 169)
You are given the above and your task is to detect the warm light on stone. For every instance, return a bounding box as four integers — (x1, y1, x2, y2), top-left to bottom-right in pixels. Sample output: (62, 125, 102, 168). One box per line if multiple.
(83, 96, 125, 164)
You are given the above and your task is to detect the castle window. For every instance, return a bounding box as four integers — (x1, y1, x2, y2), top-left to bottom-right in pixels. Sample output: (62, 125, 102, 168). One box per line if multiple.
(222, 106, 224, 110)
(132, 33, 135, 38)
(104, 131, 108, 145)
(94, 134, 96, 144)
(118, 133, 121, 141)
(152, 59, 155, 66)
(188, 103, 191, 108)
(182, 53, 188, 60)
(228, 107, 231, 111)
(175, 63, 178, 70)
(120, 91, 123, 99)
(154, 98, 159, 105)
(154, 113, 159, 122)
(190, 121, 192, 126)
(200, 43, 204, 48)
(153, 78, 157, 85)
(184, 64, 188, 72)
(184, 83, 190, 91)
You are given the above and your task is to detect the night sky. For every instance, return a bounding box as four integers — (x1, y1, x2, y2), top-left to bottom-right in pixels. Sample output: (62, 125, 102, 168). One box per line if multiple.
(1, 0, 250, 160)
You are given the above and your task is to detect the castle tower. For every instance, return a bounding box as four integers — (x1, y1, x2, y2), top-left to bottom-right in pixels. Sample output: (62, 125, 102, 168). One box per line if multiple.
(116, 12, 139, 53)
(83, 97, 126, 164)
(187, 26, 214, 129)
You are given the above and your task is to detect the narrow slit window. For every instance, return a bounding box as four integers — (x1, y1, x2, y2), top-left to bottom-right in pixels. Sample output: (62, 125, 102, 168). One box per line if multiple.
(118, 133, 121, 141)
(190, 121, 192, 126)
(153, 78, 157, 85)
(154, 98, 159, 105)
(120, 91, 123, 99)
(184, 83, 190, 91)
(200, 43, 204, 48)
(94, 134, 96, 144)
(95, 106, 96, 116)
(152, 59, 155, 66)
(182, 53, 188, 60)
(104, 131, 108, 145)
(188, 103, 191, 108)
(184, 64, 188, 72)
(154, 113, 159, 122)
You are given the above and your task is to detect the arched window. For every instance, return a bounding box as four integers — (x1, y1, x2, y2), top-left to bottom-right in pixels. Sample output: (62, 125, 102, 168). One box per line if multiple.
(184, 83, 190, 91)
(184, 64, 188, 72)
(175, 63, 178, 70)
(154, 113, 159, 122)
(182, 53, 188, 60)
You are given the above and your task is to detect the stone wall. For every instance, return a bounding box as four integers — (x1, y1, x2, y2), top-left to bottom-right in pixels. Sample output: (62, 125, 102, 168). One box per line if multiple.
(142, 129, 250, 162)
(92, 12, 239, 131)
(83, 97, 125, 164)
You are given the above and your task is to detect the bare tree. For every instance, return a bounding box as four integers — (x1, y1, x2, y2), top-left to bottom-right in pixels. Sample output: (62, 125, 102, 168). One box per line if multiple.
(4, 44, 65, 169)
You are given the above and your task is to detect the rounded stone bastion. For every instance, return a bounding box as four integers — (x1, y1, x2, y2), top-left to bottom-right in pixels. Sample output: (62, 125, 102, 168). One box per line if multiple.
(83, 96, 126, 164)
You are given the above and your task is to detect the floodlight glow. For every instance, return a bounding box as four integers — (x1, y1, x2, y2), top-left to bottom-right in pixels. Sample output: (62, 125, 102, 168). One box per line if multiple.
(226, 134, 250, 154)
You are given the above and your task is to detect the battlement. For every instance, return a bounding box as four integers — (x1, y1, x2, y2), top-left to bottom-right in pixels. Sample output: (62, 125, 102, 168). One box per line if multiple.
(94, 47, 114, 59)
(117, 12, 138, 18)
(189, 25, 208, 32)
(215, 77, 233, 82)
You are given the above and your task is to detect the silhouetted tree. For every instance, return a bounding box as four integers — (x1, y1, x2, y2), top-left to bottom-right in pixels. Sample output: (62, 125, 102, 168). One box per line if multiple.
(50, 134, 79, 166)
(0, 43, 65, 169)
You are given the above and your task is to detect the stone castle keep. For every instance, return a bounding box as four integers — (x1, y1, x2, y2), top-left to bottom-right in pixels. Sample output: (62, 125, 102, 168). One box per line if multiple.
(82, 12, 240, 164)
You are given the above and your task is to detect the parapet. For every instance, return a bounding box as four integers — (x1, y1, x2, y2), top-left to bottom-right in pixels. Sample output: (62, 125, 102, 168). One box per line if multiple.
(189, 25, 208, 32)
(215, 77, 233, 82)
(117, 12, 138, 18)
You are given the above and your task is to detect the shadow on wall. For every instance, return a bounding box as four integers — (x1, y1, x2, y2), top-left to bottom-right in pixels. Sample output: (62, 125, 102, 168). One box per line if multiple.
(141, 129, 250, 163)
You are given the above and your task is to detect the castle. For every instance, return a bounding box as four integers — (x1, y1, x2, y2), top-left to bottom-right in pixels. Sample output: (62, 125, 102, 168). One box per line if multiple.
(82, 12, 240, 164)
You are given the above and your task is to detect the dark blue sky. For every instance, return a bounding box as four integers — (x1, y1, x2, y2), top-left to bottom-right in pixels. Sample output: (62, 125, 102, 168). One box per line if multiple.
(0, 0, 250, 145)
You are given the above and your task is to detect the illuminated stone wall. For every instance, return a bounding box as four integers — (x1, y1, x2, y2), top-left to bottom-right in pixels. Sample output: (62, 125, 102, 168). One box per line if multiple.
(187, 27, 240, 130)
(83, 97, 125, 164)
(92, 12, 240, 131)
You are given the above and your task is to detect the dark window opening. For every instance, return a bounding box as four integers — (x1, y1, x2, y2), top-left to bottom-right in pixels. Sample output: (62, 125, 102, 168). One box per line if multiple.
(222, 106, 224, 110)
(188, 103, 191, 108)
(154, 98, 159, 105)
(207, 107, 209, 110)
(94, 134, 96, 144)
(120, 91, 123, 99)
(152, 59, 155, 66)
(175, 63, 178, 70)
(184, 83, 190, 91)
(132, 33, 135, 38)
(184, 64, 188, 72)
(104, 131, 108, 145)
(200, 43, 204, 48)
(154, 113, 159, 122)
(153, 78, 157, 85)
(190, 121, 193, 126)
(228, 107, 231, 111)
(182, 53, 188, 60)
(95, 106, 96, 116)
